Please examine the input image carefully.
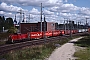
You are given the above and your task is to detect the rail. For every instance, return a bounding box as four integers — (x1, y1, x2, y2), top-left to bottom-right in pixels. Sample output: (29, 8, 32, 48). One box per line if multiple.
(0, 33, 88, 55)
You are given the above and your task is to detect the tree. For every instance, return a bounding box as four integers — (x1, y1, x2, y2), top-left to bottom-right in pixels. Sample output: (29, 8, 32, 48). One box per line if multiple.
(2, 16, 5, 28)
(0, 16, 5, 32)
(5, 17, 14, 29)
(7, 27, 18, 34)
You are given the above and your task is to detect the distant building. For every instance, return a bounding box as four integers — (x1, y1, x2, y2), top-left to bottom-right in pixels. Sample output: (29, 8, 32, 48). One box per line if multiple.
(20, 22, 55, 33)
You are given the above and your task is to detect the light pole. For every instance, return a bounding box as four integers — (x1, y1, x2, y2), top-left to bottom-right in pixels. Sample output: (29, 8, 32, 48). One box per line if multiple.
(28, 14, 30, 22)
(61, 12, 69, 34)
(64, 18, 66, 34)
(44, 14, 46, 41)
(41, 3, 42, 32)
(67, 19, 69, 30)
(69, 20, 72, 38)
(85, 18, 89, 32)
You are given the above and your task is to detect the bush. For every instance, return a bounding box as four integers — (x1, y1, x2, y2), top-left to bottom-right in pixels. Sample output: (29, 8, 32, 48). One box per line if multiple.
(7, 27, 17, 34)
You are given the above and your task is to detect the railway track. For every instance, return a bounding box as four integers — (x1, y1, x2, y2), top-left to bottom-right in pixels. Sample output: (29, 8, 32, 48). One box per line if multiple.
(0, 32, 88, 55)
(0, 36, 65, 55)
(0, 39, 45, 55)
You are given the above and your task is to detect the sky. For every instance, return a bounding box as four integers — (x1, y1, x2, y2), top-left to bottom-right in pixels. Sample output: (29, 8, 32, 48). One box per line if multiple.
(0, 0, 90, 25)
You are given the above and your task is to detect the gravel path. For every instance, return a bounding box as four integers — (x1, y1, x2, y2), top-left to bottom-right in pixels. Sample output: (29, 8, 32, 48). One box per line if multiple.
(48, 37, 83, 60)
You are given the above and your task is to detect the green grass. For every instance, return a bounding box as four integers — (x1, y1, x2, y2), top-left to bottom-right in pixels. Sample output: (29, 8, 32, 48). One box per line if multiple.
(0, 33, 9, 45)
(0, 34, 86, 60)
(74, 35, 90, 60)
(0, 43, 56, 60)
(74, 36, 90, 47)
(74, 47, 90, 60)
(0, 33, 9, 40)
(0, 41, 6, 45)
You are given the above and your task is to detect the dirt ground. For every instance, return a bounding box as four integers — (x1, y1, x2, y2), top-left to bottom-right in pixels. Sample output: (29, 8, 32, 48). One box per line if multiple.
(48, 37, 83, 60)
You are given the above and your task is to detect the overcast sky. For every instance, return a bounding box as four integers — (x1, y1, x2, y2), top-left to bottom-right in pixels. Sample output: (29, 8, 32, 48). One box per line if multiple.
(0, 0, 90, 25)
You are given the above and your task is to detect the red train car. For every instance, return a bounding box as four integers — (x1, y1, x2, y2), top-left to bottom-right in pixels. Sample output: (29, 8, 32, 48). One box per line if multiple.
(65, 30, 70, 35)
(74, 30, 78, 34)
(64, 30, 78, 35)
(88, 28, 90, 33)
(71, 30, 74, 34)
(52, 30, 60, 36)
(60, 30, 65, 35)
(8, 29, 79, 43)
(28, 32, 43, 39)
(44, 31, 53, 37)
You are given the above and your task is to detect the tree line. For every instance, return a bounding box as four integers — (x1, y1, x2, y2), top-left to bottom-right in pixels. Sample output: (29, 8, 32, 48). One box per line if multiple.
(0, 16, 14, 32)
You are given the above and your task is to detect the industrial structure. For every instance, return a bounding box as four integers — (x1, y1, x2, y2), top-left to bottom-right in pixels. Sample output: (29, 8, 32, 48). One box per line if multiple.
(20, 22, 55, 33)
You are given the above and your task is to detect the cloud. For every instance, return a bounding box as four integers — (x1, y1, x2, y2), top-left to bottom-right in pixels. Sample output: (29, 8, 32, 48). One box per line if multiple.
(80, 7, 90, 15)
(0, 11, 5, 14)
(61, 4, 80, 11)
(48, 2, 90, 24)
(0, 0, 62, 7)
(0, 0, 90, 24)
(49, 6, 60, 12)
(0, 10, 14, 18)
(44, 9, 54, 15)
(0, 2, 22, 12)
(64, 0, 68, 2)
(30, 8, 40, 15)
(48, 3, 80, 14)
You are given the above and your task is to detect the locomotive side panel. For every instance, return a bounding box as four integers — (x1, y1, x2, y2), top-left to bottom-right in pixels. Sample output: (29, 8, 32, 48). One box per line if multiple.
(21, 34, 28, 40)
